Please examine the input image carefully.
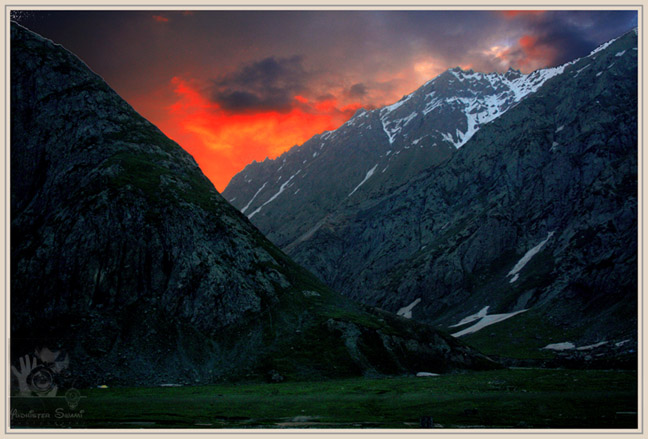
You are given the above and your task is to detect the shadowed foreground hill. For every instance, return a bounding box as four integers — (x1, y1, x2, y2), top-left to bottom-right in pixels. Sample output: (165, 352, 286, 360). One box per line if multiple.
(10, 22, 498, 387)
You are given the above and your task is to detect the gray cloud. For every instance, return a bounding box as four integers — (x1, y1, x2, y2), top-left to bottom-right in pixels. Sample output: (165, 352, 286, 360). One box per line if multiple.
(14, 10, 638, 112)
(348, 83, 367, 98)
(316, 93, 335, 101)
(211, 55, 310, 113)
(530, 11, 636, 65)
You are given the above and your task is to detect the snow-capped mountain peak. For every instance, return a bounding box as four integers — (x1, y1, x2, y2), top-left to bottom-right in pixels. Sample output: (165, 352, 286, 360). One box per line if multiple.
(376, 60, 575, 149)
(224, 28, 636, 228)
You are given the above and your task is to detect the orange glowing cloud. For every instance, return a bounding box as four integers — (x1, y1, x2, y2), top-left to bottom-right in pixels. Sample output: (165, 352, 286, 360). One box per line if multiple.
(152, 14, 169, 23)
(484, 44, 511, 62)
(516, 34, 558, 71)
(156, 77, 362, 191)
(413, 59, 445, 84)
(498, 10, 546, 18)
(481, 33, 558, 73)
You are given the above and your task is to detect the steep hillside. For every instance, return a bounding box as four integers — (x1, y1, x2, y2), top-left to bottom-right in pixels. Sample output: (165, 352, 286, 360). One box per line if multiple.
(10, 22, 498, 387)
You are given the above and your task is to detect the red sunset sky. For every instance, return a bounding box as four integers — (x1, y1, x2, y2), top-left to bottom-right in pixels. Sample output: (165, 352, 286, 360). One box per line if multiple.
(14, 9, 637, 191)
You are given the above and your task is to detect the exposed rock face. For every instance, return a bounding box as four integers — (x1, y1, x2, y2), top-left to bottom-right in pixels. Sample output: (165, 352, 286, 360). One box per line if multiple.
(10, 22, 498, 386)
(224, 52, 576, 249)
(223, 29, 638, 352)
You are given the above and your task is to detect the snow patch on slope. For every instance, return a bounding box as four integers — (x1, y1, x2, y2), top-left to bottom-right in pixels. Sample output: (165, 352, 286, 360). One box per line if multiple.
(397, 298, 421, 319)
(589, 35, 621, 57)
(240, 182, 267, 214)
(574, 64, 591, 77)
(380, 93, 413, 115)
(451, 308, 528, 337)
(577, 341, 608, 351)
(542, 341, 609, 351)
(416, 372, 440, 377)
(381, 111, 418, 144)
(542, 342, 576, 351)
(248, 172, 300, 218)
(422, 94, 444, 116)
(348, 164, 378, 197)
(449, 306, 489, 327)
(507, 232, 554, 278)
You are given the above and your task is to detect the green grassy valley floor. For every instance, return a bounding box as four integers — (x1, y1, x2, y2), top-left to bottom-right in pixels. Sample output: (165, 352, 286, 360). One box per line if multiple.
(11, 368, 637, 429)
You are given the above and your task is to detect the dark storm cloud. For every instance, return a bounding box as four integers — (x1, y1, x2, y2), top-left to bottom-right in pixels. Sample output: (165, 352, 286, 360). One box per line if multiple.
(13, 9, 638, 112)
(348, 83, 367, 98)
(317, 93, 335, 102)
(517, 10, 637, 65)
(211, 55, 311, 113)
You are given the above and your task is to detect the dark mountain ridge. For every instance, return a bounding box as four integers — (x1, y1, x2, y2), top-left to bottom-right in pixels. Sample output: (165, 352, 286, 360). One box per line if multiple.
(223, 29, 638, 359)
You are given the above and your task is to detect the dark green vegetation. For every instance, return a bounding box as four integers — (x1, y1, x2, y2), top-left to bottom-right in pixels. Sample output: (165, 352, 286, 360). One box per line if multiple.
(461, 310, 578, 360)
(10, 369, 637, 429)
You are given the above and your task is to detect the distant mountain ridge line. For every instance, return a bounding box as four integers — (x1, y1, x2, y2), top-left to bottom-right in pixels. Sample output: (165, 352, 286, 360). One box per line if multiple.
(232, 29, 624, 175)
(223, 30, 627, 217)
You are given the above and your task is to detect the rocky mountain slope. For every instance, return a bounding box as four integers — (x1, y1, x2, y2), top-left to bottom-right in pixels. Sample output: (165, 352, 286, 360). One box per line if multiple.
(224, 50, 576, 249)
(223, 29, 638, 359)
(10, 22, 499, 387)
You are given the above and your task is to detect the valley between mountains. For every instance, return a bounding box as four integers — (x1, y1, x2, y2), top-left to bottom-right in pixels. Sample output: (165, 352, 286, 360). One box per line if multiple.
(9, 19, 638, 430)
(11, 21, 497, 388)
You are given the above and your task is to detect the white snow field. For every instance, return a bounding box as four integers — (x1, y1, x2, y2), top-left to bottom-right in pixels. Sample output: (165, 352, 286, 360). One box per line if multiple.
(397, 298, 421, 319)
(450, 307, 528, 337)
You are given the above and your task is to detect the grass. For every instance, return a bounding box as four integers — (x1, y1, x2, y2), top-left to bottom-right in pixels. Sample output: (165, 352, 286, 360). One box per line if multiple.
(10, 368, 637, 429)
(105, 152, 171, 200)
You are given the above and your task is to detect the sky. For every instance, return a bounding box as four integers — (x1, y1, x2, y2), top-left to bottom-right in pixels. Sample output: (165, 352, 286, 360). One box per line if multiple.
(12, 9, 638, 191)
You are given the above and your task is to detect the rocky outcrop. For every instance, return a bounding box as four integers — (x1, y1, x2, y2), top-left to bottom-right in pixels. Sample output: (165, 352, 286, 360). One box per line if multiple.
(10, 22, 498, 387)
